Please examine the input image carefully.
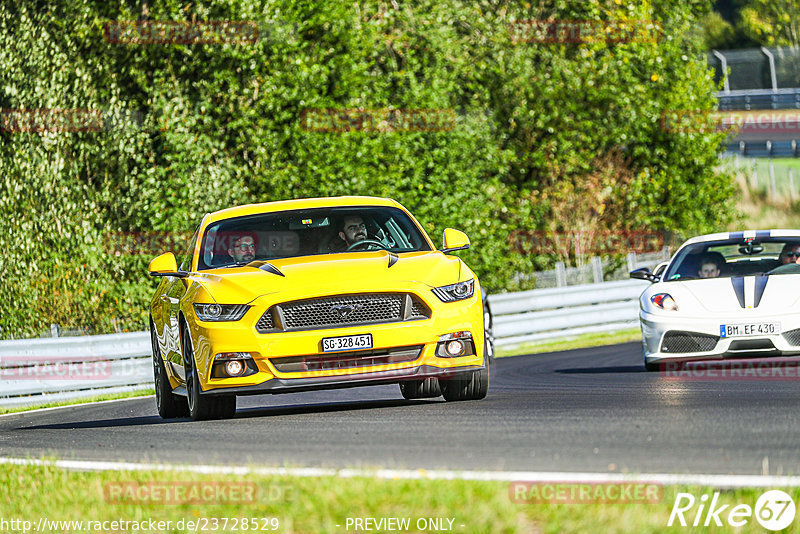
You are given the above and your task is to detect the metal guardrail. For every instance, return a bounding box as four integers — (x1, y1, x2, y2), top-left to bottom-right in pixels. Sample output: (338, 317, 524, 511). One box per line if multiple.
(0, 332, 153, 408)
(487, 279, 649, 347)
(0, 281, 652, 406)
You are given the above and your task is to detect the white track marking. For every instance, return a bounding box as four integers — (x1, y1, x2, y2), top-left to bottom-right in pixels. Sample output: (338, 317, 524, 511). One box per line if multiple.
(2, 457, 800, 488)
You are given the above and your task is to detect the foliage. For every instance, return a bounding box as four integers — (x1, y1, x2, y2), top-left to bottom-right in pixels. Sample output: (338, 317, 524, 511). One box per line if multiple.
(738, 0, 800, 47)
(1, 0, 733, 337)
(703, 0, 800, 49)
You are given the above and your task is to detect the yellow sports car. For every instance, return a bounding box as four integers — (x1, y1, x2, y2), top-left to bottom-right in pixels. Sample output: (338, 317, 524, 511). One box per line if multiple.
(148, 196, 490, 420)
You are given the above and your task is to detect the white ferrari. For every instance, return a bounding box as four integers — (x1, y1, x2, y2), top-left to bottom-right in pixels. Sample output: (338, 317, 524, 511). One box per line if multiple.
(631, 230, 800, 371)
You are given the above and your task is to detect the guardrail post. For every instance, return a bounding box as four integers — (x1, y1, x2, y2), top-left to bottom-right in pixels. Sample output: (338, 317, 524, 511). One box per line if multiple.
(591, 256, 603, 284)
(555, 262, 566, 287)
(626, 252, 636, 273)
(770, 159, 777, 201)
(712, 50, 730, 94)
(760, 47, 778, 93)
(50, 324, 60, 338)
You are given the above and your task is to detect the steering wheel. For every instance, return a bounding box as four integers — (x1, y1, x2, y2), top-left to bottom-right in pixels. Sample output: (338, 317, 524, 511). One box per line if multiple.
(346, 239, 390, 251)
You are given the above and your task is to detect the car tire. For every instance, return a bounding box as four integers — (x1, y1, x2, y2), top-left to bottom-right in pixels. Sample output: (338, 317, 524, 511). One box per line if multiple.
(441, 363, 489, 402)
(182, 325, 236, 421)
(399, 378, 442, 399)
(151, 323, 189, 419)
(642, 346, 660, 372)
(644, 361, 660, 372)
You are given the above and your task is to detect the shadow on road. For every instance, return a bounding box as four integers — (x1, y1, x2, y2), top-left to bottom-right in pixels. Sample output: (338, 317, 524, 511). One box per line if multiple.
(555, 365, 644, 374)
(234, 398, 435, 419)
(16, 398, 437, 430)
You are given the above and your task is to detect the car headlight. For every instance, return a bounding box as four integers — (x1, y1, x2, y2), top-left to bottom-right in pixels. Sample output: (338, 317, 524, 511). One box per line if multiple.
(432, 279, 475, 302)
(650, 293, 678, 311)
(193, 303, 250, 321)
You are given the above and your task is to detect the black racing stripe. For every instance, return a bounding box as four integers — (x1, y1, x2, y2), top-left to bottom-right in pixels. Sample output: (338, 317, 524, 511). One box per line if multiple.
(729, 231, 744, 240)
(755, 230, 771, 239)
(754, 274, 769, 307)
(731, 277, 746, 308)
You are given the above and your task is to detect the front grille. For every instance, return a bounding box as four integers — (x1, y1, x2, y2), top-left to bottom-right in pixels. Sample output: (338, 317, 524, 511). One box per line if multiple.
(256, 309, 275, 332)
(270, 345, 423, 373)
(410, 299, 428, 318)
(784, 328, 800, 346)
(255, 293, 430, 333)
(661, 331, 718, 353)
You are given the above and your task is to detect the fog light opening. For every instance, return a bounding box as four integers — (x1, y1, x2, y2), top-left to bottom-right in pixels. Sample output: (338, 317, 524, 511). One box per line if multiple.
(224, 359, 245, 377)
(214, 352, 250, 360)
(445, 340, 465, 357)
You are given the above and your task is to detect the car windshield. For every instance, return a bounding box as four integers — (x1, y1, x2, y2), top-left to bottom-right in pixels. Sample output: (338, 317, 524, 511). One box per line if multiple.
(198, 206, 432, 270)
(662, 237, 800, 281)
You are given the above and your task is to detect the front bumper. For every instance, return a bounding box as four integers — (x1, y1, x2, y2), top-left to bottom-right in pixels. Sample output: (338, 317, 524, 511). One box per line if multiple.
(640, 310, 800, 364)
(185, 290, 485, 394)
(201, 363, 485, 396)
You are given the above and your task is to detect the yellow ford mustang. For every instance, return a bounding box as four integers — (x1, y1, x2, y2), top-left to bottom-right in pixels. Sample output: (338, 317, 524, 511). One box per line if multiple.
(148, 196, 490, 420)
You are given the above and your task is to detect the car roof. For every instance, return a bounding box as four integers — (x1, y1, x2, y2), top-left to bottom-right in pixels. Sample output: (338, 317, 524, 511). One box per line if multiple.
(682, 229, 800, 246)
(203, 196, 402, 225)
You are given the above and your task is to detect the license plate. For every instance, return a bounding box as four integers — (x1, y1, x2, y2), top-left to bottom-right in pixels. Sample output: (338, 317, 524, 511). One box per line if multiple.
(321, 334, 373, 353)
(720, 322, 781, 338)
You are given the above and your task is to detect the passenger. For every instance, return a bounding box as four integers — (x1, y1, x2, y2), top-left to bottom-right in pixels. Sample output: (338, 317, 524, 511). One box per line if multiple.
(697, 255, 722, 278)
(227, 234, 257, 263)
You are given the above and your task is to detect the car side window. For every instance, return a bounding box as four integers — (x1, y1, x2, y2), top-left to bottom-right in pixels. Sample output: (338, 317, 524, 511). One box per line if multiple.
(179, 226, 200, 271)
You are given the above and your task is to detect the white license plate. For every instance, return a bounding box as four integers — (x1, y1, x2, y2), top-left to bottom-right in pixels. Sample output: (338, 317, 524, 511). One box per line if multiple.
(321, 334, 373, 353)
(720, 322, 781, 338)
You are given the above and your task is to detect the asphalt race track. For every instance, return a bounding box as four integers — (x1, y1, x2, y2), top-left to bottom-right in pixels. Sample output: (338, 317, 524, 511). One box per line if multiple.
(2, 341, 800, 476)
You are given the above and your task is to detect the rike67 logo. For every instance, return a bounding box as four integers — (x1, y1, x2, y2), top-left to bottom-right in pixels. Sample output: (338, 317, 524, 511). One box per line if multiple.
(668, 490, 795, 530)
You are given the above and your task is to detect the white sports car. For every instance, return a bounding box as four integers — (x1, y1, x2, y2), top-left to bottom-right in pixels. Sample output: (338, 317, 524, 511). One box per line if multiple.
(631, 230, 800, 371)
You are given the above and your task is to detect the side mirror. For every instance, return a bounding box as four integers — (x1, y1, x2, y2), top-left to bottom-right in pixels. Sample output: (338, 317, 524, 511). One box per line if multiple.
(148, 252, 187, 278)
(441, 228, 470, 253)
(630, 267, 657, 282)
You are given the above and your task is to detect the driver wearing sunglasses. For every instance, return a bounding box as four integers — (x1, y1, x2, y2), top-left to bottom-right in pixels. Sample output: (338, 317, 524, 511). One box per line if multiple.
(779, 243, 800, 265)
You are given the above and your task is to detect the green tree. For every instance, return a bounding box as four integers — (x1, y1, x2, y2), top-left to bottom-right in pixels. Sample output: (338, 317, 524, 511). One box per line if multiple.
(738, 0, 800, 47)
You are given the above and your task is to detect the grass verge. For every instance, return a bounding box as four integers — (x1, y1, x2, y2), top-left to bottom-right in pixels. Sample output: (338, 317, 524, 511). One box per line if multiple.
(496, 329, 641, 358)
(0, 388, 155, 415)
(724, 157, 800, 230)
(1, 462, 797, 533)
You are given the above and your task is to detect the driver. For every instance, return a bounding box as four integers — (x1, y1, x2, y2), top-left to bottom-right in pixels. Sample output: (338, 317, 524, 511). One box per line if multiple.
(337, 215, 368, 248)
